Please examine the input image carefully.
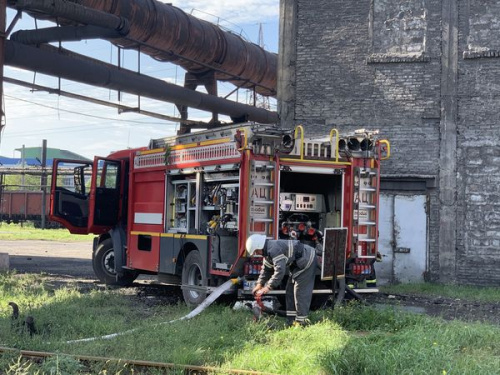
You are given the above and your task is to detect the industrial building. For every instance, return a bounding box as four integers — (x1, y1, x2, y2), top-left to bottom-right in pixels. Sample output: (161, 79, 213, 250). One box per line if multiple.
(278, 0, 500, 285)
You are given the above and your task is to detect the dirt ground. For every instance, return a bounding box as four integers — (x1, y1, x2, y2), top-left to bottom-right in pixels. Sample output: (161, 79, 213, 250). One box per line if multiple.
(2, 240, 500, 324)
(364, 292, 500, 325)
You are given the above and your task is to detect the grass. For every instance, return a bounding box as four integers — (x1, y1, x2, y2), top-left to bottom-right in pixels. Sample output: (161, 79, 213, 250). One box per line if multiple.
(1, 273, 500, 374)
(380, 282, 500, 303)
(0, 223, 92, 242)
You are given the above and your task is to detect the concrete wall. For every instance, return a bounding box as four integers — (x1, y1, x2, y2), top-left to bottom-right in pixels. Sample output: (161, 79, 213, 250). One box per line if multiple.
(280, 0, 500, 285)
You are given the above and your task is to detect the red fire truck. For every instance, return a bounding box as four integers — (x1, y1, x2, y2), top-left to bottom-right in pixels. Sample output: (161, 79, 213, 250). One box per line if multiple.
(50, 124, 389, 306)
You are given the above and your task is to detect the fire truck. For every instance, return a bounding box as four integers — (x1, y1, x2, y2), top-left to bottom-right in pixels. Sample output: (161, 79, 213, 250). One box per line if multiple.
(49, 124, 389, 306)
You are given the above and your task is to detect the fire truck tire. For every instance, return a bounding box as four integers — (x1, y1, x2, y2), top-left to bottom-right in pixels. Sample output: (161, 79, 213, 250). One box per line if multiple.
(182, 250, 207, 307)
(93, 239, 137, 286)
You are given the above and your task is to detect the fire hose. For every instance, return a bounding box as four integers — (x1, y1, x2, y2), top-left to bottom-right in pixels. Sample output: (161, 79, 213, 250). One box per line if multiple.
(66, 278, 241, 344)
(251, 293, 286, 321)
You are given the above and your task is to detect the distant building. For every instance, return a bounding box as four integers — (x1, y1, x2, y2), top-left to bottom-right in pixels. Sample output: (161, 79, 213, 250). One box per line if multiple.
(0, 147, 90, 168)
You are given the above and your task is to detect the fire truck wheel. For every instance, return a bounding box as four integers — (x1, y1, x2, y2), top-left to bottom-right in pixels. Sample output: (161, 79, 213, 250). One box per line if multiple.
(182, 250, 207, 307)
(93, 239, 137, 286)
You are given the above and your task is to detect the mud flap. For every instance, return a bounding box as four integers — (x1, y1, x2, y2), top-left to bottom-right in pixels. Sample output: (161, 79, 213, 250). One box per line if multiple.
(110, 227, 126, 277)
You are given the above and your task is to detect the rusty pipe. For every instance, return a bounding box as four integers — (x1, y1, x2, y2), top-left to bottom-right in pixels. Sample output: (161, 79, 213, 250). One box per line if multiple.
(74, 0, 277, 95)
(4, 40, 278, 124)
(0, 346, 278, 375)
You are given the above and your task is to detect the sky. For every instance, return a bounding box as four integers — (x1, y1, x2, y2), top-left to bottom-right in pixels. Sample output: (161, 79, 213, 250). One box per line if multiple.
(0, 0, 279, 160)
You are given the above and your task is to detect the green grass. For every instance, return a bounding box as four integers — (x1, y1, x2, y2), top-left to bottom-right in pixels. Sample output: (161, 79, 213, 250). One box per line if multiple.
(0, 223, 92, 242)
(1, 273, 500, 374)
(380, 282, 500, 303)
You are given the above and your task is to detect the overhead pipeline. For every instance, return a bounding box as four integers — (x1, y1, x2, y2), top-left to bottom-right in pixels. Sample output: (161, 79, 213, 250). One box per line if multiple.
(4, 40, 278, 124)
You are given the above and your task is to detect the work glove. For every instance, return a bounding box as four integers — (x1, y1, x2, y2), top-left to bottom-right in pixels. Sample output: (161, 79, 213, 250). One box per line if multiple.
(252, 284, 263, 295)
(255, 285, 270, 297)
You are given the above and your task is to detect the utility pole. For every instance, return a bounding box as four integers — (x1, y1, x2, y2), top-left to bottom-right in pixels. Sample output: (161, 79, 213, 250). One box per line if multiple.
(41, 140, 47, 229)
(0, 0, 6, 141)
(21, 144, 25, 187)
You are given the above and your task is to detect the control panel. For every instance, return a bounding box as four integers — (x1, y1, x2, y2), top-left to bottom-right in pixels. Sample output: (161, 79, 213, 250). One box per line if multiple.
(279, 193, 325, 213)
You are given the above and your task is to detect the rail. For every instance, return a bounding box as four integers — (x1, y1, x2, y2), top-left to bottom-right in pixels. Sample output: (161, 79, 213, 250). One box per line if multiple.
(0, 346, 278, 375)
(294, 125, 305, 160)
(329, 128, 340, 162)
(379, 139, 391, 160)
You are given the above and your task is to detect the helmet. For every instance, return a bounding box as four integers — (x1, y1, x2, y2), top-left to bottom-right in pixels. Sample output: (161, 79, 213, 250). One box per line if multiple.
(246, 234, 267, 256)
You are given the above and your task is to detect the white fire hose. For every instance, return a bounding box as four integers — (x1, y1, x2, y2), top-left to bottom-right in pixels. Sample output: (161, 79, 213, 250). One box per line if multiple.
(66, 278, 240, 344)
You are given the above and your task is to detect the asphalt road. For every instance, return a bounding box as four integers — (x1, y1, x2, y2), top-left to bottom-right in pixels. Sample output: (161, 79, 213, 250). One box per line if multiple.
(0, 240, 95, 278)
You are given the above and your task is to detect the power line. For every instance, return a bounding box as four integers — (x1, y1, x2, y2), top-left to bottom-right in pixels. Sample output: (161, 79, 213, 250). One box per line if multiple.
(4, 94, 172, 125)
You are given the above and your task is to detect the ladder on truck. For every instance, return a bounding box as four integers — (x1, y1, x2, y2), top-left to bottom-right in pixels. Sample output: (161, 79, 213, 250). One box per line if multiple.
(352, 166, 379, 259)
(248, 160, 276, 239)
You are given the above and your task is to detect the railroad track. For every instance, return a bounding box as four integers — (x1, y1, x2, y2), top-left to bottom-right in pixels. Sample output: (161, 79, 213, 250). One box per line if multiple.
(0, 346, 278, 375)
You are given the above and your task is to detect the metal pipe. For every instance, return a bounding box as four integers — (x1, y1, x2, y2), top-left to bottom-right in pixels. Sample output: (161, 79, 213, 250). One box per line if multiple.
(76, 0, 277, 95)
(10, 0, 129, 33)
(4, 40, 278, 124)
(11, 25, 125, 44)
(4, 76, 215, 127)
(9, 0, 277, 96)
(0, 346, 277, 375)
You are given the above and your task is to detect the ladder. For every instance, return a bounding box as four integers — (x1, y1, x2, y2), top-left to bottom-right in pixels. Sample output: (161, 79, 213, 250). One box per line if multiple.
(248, 160, 275, 239)
(352, 166, 379, 259)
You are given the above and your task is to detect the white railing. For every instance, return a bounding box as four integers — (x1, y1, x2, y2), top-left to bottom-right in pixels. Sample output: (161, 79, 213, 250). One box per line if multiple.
(168, 142, 240, 164)
(134, 142, 240, 169)
(134, 152, 165, 169)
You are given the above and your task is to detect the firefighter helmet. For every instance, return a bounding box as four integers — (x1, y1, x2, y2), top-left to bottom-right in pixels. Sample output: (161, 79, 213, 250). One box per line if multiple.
(246, 234, 267, 256)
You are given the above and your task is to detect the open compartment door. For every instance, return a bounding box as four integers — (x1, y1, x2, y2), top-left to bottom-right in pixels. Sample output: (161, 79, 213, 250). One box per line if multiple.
(49, 159, 93, 234)
(322, 227, 347, 280)
(87, 157, 124, 234)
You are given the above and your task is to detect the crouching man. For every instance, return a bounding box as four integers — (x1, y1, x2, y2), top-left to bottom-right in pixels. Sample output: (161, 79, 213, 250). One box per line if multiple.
(245, 234, 317, 326)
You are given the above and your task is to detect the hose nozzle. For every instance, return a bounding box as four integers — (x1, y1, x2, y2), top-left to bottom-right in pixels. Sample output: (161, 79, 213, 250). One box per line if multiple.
(230, 277, 243, 285)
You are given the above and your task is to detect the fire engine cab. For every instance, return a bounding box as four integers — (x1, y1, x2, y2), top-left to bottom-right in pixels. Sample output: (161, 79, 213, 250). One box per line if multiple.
(50, 124, 389, 306)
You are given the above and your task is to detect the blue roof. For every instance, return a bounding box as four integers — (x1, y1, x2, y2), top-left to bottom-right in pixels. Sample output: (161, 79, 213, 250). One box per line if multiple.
(0, 157, 55, 167)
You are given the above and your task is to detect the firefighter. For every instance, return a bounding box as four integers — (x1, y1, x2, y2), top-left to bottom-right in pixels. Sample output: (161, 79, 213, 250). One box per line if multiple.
(246, 234, 317, 326)
(366, 251, 383, 288)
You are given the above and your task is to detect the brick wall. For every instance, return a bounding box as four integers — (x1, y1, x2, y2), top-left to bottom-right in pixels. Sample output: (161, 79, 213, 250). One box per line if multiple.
(455, 0, 500, 285)
(290, 0, 500, 284)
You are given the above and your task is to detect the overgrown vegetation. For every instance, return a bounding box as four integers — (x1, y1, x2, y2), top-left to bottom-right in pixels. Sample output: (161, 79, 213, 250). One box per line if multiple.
(381, 282, 500, 303)
(0, 223, 92, 241)
(2, 173, 50, 192)
(1, 273, 500, 374)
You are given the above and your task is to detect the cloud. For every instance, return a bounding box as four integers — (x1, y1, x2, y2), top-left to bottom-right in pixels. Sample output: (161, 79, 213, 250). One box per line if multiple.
(169, 0, 279, 26)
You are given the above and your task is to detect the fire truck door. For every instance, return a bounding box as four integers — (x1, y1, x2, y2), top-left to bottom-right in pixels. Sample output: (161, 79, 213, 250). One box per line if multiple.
(88, 157, 124, 233)
(50, 159, 93, 234)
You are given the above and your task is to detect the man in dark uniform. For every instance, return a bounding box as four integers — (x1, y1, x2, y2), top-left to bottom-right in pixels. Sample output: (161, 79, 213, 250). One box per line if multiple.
(245, 234, 317, 326)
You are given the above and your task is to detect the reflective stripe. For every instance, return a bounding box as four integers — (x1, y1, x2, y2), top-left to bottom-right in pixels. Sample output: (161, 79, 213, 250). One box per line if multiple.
(366, 279, 377, 284)
(292, 249, 315, 278)
(263, 259, 273, 268)
(288, 241, 293, 258)
(296, 316, 307, 322)
(273, 254, 288, 263)
(286, 311, 297, 317)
